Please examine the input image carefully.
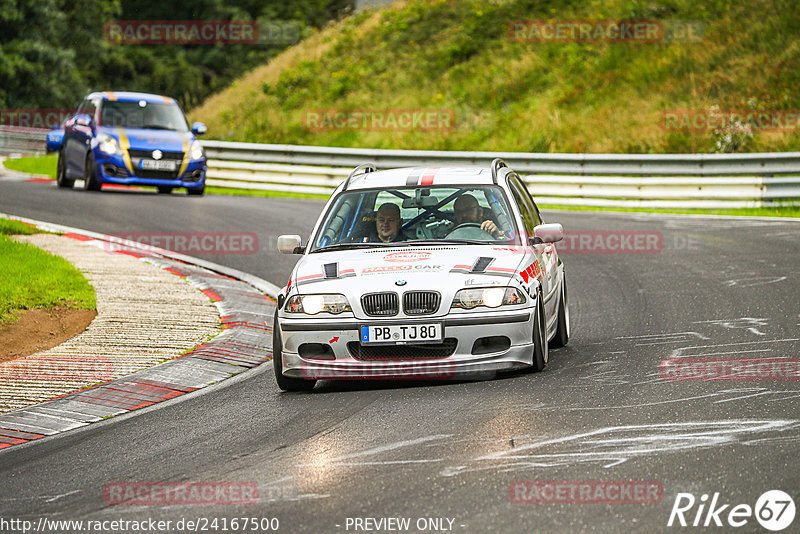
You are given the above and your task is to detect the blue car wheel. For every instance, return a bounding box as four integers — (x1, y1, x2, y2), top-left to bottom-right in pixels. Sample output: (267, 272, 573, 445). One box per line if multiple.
(83, 153, 101, 192)
(56, 150, 74, 189)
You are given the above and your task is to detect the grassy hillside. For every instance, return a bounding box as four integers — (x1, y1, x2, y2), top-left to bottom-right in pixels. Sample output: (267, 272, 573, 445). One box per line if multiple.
(191, 0, 800, 153)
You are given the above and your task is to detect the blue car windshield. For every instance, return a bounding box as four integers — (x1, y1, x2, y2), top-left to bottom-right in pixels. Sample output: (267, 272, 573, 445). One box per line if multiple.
(100, 101, 189, 131)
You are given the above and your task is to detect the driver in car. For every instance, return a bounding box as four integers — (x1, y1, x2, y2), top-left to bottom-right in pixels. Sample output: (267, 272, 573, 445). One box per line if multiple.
(369, 203, 407, 242)
(453, 194, 499, 236)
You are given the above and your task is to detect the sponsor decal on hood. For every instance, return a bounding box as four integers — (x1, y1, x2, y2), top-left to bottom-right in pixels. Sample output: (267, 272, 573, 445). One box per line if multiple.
(383, 251, 431, 262)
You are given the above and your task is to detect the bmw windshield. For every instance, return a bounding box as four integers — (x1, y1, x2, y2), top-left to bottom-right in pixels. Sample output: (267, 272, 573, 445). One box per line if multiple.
(311, 185, 521, 252)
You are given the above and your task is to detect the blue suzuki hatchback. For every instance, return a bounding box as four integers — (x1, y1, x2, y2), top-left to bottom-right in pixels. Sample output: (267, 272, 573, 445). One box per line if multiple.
(55, 91, 207, 195)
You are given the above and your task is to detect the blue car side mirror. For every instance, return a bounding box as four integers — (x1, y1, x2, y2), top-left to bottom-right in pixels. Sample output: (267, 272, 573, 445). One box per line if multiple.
(75, 114, 93, 127)
(191, 122, 207, 135)
(46, 128, 65, 153)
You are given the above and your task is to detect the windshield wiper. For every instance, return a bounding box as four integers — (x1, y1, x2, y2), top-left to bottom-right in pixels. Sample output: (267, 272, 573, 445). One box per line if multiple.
(403, 239, 490, 245)
(310, 242, 392, 253)
(141, 124, 176, 131)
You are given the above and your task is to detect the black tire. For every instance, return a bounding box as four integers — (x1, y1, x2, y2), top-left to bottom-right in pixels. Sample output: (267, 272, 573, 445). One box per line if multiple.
(157, 186, 173, 194)
(186, 184, 204, 196)
(272, 310, 316, 391)
(56, 151, 74, 188)
(530, 290, 549, 372)
(83, 153, 101, 191)
(549, 274, 570, 349)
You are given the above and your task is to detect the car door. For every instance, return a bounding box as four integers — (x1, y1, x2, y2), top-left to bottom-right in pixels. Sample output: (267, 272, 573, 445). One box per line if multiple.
(508, 175, 557, 317)
(515, 175, 559, 318)
(507, 176, 547, 296)
(65, 97, 97, 176)
(62, 101, 82, 176)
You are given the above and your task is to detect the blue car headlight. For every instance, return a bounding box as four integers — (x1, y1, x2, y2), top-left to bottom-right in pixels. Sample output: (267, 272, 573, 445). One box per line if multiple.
(97, 134, 123, 156)
(189, 140, 204, 161)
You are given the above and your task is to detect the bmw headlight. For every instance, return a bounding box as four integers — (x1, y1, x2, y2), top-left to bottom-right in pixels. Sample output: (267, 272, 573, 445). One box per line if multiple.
(189, 140, 204, 160)
(285, 294, 351, 315)
(97, 134, 122, 156)
(452, 287, 526, 309)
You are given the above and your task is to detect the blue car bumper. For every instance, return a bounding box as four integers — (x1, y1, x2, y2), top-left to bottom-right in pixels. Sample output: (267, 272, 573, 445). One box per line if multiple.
(94, 151, 206, 189)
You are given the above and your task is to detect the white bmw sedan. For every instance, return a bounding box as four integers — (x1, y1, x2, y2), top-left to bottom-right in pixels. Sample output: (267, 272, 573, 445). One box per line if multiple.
(273, 159, 569, 391)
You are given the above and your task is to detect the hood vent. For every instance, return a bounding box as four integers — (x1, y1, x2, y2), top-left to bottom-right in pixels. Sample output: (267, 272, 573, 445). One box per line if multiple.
(323, 262, 339, 279)
(471, 257, 495, 273)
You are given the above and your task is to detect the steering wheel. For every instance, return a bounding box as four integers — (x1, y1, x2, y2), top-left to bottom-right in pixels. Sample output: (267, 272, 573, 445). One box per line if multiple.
(446, 223, 493, 239)
(450, 223, 482, 231)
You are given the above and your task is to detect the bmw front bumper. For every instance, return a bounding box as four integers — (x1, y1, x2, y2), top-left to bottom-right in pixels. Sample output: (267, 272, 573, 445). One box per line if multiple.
(277, 309, 536, 380)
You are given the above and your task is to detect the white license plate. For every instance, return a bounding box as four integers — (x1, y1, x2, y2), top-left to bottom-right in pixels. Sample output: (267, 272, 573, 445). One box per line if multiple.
(360, 323, 443, 344)
(139, 159, 178, 171)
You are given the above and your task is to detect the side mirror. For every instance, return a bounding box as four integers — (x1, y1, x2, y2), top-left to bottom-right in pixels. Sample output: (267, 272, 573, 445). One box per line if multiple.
(46, 128, 65, 153)
(75, 114, 92, 127)
(191, 122, 207, 135)
(277, 235, 303, 254)
(530, 223, 564, 245)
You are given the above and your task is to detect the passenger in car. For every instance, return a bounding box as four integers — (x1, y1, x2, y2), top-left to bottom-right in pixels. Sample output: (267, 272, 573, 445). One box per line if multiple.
(453, 194, 499, 236)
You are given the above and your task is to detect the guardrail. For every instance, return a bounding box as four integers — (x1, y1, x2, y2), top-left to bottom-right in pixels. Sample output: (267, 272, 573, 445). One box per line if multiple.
(0, 126, 48, 154)
(202, 140, 800, 176)
(2, 128, 798, 208)
(203, 141, 800, 208)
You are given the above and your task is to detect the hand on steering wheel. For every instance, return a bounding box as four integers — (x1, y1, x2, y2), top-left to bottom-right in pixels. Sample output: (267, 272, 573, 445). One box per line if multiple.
(480, 220, 498, 235)
(446, 222, 494, 239)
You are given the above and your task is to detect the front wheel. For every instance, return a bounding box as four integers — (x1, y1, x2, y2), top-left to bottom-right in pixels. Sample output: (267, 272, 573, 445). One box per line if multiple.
(549, 274, 570, 348)
(530, 290, 549, 372)
(186, 185, 204, 196)
(83, 153, 101, 191)
(56, 151, 74, 188)
(272, 310, 316, 391)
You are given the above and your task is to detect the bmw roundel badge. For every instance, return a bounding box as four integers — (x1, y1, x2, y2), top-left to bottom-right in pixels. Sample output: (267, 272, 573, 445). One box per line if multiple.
(395, 280, 407, 286)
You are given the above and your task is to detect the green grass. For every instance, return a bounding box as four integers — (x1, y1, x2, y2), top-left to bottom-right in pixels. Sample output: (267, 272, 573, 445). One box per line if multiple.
(3, 154, 57, 178)
(0, 218, 42, 235)
(539, 204, 800, 218)
(206, 185, 329, 200)
(191, 0, 800, 154)
(0, 219, 96, 323)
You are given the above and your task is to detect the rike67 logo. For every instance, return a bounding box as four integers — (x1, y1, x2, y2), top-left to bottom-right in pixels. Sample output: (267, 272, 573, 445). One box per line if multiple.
(668, 490, 795, 531)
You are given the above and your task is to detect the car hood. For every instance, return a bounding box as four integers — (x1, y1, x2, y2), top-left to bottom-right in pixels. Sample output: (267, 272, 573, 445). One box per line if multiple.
(97, 126, 192, 152)
(288, 245, 529, 318)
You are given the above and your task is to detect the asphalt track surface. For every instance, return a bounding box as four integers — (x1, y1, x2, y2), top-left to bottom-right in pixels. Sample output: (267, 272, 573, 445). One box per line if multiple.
(1, 178, 799, 533)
